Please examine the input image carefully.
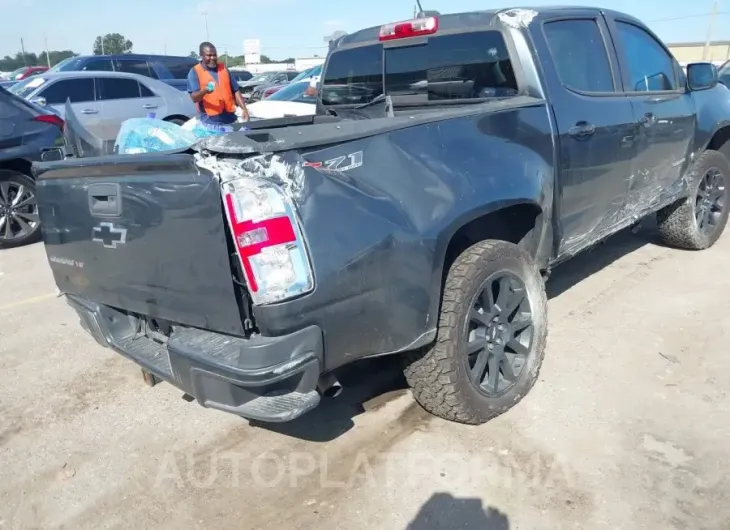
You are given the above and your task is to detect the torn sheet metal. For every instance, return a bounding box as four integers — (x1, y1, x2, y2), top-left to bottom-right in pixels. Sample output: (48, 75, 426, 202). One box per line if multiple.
(194, 152, 306, 204)
(497, 8, 538, 29)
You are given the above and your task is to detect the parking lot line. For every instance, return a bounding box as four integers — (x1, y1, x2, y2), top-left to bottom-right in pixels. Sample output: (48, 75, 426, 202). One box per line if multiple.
(0, 292, 58, 312)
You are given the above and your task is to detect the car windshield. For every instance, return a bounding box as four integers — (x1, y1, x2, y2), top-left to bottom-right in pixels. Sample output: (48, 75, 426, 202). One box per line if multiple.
(266, 81, 316, 102)
(8, 67, 27, 79)
(48, 57, 83, 72)
(9, 76, 47, 98)
(321, 30, 518, 106)
(250, 72, 277, 82)
(291, 64, 322, 83)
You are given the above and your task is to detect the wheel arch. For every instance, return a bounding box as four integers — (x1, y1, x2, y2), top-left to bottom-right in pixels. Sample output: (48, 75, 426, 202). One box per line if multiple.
(429, 200, 546, 320)
(0, 158, 33, 179)
(162, 114, 190, 124)
(707, 124, 730, 160)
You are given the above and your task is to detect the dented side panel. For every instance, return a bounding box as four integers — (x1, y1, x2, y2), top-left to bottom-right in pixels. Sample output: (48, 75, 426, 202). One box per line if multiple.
(230, 106, 555, 370)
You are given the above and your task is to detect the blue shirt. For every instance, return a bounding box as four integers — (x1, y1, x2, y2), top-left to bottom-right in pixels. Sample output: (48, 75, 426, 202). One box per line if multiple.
(187, 62, 240, 125)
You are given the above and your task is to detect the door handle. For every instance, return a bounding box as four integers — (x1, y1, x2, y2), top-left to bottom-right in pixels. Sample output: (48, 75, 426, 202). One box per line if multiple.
(639, 113, 657, 127)
(81, 108, 98, 114)
(142, 104, 158, 109)
(568, 121, 596, 139)
(88, 183, 121, 217)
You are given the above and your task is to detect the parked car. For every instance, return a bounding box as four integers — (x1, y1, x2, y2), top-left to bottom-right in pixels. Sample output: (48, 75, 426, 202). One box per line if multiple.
(252, 64, 324, 101)
(247, 81, 317, 119)
(230, 70, 254, 84)
(0, 66, 49, 90)
(0, 87, 64, 248)
(46, 54, 199, 91)
(32, 7, 730, 426)
(239, 71, 299, 101)
(10, 71, 196, 140)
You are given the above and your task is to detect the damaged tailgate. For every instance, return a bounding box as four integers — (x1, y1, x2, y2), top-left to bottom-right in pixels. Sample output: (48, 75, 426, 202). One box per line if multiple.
(34, 153, 248, 336)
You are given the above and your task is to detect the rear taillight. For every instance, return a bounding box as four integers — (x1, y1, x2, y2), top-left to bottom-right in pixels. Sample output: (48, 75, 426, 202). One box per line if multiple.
(379, 16, 438, 41)
(33, 114, 64, 129)
(223, 178, 314, 305)
(263, 87, 279, 98)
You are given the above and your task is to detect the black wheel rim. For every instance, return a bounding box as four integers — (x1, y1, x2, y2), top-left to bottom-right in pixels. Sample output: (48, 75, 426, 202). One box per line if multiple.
(465, 272, 534, 397)
(0, 181, 39, 241)
(695, 167, 725, 235)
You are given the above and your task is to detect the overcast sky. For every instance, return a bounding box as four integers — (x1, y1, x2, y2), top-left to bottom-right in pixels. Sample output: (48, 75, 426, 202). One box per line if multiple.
(0, 0, 726, 59)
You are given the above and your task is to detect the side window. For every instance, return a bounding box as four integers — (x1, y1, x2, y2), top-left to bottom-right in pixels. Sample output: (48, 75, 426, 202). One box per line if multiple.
(158, 59, 195, 79)
(286, 71, 298, 81)
(39, 79, 95, 104)
(97, 77, 141, 100)
(82, 59, 114, 72)
(139, 82, 155, 97)
(544, 19, 615, 93)
(616, 22, 677, 92)
(114, 59, 158, 79)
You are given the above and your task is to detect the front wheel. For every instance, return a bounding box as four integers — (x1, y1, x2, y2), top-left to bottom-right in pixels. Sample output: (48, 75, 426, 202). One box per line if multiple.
(0, 170, 41, 249)
(656, 149, 730, 250)
(403, 240, 548, 425)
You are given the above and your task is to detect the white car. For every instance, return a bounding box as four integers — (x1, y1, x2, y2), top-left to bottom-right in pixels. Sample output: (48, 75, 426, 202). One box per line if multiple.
(246, 81, 316, 119)
(9, 71, 197, 139)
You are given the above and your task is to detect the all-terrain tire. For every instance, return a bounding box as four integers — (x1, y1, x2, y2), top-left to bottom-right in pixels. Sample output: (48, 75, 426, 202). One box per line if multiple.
(656, 149, 730, 250)
(403, 240, 548, 425)
(0, 170, 41, 249)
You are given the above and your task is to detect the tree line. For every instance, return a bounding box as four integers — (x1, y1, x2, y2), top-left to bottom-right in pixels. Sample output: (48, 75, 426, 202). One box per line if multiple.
(1, 32, 303, 71)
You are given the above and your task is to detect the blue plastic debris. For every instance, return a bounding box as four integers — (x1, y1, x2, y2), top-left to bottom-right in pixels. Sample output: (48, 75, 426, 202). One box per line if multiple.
(114, 117, 248, 154)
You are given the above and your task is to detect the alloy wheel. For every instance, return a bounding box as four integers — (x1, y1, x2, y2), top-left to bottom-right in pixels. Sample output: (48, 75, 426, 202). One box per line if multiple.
(465, 272, 534, 396)
(695, 167, 726, 235)
(0, 181, 39, 241)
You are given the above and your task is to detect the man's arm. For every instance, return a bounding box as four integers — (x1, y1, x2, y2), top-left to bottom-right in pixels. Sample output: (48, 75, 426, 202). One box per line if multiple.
(228, 69, 250, 120)
(187, 68, 210, 103)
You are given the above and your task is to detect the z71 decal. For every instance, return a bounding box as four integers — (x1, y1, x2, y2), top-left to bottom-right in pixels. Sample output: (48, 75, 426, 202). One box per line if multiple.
(304, 151, 363, 172)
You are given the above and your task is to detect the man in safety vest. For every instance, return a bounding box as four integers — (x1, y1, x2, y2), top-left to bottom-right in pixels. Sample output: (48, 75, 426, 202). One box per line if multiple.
(187, 41, 250, 124)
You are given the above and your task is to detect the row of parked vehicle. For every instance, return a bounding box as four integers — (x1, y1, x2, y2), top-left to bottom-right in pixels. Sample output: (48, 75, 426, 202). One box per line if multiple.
(0, 54, 324, 248)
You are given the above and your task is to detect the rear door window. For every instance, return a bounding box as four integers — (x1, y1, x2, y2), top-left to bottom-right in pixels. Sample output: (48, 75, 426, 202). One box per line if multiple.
(39, 78, 95, 104)
(543, 19, 615, 93)
(157, 58, 197, 79)
(81, 59, 114, 72)
(322, 30, 518, 105)
(96, 77, 142, 100)
(114, 59, 158, 79)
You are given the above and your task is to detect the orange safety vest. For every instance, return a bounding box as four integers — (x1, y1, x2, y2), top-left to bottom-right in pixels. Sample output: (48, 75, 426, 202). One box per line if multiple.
(193, 63, 236, 116)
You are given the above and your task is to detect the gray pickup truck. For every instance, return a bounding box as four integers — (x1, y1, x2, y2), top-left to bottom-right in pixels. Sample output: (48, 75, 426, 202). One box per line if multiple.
(33, 7, 730, 426)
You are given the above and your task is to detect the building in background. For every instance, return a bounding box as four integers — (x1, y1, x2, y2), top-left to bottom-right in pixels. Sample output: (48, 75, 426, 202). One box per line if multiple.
(668, 41, 730, 65)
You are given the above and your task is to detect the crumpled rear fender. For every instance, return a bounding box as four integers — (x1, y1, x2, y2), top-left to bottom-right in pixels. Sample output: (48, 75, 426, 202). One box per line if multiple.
(234, 105, 555, 368)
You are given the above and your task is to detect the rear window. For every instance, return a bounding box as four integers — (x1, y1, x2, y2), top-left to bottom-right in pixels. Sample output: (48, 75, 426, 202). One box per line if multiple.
(321, 30, 518, 105)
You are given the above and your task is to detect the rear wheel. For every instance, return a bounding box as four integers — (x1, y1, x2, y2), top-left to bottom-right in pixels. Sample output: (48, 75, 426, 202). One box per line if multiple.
(657, 149, 730, 250)
(403, 240, 548, 425)
(0, 170, 41, 249)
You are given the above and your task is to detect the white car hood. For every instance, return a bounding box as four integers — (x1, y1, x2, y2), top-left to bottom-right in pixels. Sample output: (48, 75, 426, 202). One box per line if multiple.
(247, 100, 316, 119)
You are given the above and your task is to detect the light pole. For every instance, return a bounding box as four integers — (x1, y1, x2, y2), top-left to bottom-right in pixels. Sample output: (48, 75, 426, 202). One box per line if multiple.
(703, 0, 720, 60)
(203, 11, 210, 41)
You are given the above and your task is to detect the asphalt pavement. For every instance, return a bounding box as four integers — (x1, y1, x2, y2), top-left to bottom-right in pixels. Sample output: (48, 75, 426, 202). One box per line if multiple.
(1, 219, 729, 529)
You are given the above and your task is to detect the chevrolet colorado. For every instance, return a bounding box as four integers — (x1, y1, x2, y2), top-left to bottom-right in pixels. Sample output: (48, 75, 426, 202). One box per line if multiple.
(33, 7, 730, 425)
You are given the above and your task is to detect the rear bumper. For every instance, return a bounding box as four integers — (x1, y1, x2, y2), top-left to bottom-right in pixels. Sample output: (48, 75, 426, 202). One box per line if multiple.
(66, 295, 324, 422)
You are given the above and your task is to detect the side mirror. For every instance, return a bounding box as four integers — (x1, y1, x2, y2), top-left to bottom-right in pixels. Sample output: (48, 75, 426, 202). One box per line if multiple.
(687, 62, 718, 91)
(30, 96, 47, 106)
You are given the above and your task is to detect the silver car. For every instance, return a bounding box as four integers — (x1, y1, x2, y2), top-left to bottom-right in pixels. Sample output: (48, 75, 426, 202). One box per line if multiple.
(9, 71, 197, 139)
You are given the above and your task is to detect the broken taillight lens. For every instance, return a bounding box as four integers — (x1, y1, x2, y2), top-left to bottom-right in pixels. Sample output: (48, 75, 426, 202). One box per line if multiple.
(223, 179, 314, 305)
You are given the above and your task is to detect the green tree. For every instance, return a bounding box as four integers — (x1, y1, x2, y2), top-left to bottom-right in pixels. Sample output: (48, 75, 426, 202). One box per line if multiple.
(92, 33, 133, 55)
(0, 50, 77, 71)
(189, 51, 198, 58)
